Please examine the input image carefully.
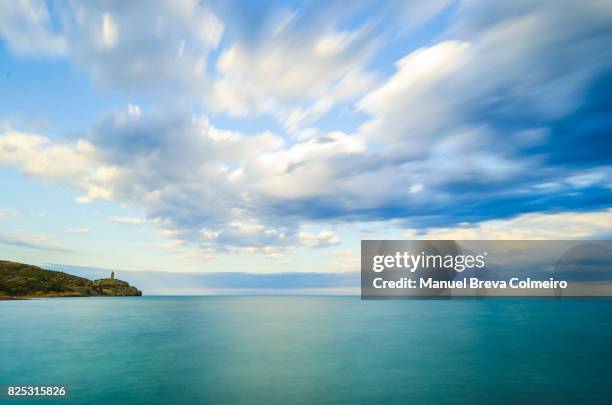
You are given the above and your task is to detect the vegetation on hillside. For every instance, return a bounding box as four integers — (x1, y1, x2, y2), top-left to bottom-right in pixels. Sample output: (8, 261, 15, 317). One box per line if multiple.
(0, 260, 141, 297)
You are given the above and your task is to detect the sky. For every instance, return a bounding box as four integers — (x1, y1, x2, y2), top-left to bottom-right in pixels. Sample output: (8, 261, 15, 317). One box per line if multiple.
(0, 0, 611, 275)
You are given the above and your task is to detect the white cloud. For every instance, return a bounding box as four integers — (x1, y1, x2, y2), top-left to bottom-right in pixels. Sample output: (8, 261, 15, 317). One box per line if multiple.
(0, 0, 67, 56)
(215, 27, 373, 99)
(0, 130, 93, 179)
(100, 13, 118, 49)
(0, 0, 223, 93)
(0, 208, 19, 220)
(359, 1, 612, 143)
(204, 11, 378, 122)
(0, 111, 350, 253)
(409, 184, 424, 193)
(299, 230, 340, 248)
(407, 209, 612, 240)
(0, 231, 72, 253)
(392, 0, 454, 30)
(110, 216, 143, 225)
(127, 104, 141, 118)
(3, 103, 609, 256)
(283, 69, 377, 132)
(251, 130, 365, 199)
(0, 0, 450, 133)
(66, 227, 92, 234)
(154, 239, 185, 249)
(359, 40, 471, 141)
(0, 128, 116, 204)
(180, 249, 215, 261)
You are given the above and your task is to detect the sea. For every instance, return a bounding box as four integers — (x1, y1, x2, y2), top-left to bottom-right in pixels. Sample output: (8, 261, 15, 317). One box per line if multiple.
(1, 297, 611, 404)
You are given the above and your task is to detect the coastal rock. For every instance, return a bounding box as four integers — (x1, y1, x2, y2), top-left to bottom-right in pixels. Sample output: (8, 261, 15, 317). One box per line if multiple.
(0, 260, 142, 298)
(91, 278, 142, 296)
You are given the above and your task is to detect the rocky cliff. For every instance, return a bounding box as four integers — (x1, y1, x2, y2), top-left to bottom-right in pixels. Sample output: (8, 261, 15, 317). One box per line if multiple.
(90, 278, 142, 296)
(0, 260, 142, 298)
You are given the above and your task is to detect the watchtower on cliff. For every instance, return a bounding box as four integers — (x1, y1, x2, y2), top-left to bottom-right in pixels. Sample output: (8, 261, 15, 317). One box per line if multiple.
(111, 271, 115, 280)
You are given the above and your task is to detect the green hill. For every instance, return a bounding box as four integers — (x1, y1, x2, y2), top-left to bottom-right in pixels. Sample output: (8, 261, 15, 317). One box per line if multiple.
(0, 260, 142, 298)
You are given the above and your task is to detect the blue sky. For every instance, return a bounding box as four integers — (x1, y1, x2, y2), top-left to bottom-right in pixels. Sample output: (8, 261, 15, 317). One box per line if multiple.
(0, 0, 611, 274)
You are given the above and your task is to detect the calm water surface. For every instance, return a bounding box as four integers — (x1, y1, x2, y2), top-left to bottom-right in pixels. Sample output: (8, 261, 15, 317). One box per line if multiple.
(1, 297, 611, 404)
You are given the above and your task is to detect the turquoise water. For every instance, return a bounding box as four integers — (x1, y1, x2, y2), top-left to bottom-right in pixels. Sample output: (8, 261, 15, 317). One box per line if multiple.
(1, 297, 611, 404)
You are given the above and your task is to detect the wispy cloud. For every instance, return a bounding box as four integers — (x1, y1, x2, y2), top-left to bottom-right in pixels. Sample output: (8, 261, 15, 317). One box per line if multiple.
(408, 209, 612, 240)
(110, 216, 143, 225)
(330, 250, 354, 257)
(0, 0, 67, 56)
(66, 227, 92, 234)
(0, 232, 73, 253)
(0, 208, 19, 220)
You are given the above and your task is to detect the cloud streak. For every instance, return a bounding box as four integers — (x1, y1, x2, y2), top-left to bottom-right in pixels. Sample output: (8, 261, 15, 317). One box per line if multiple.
(0, 233, 73, 253)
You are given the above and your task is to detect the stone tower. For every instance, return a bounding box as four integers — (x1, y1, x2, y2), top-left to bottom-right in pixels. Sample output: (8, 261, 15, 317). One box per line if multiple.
(111, 271, 115, 280)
